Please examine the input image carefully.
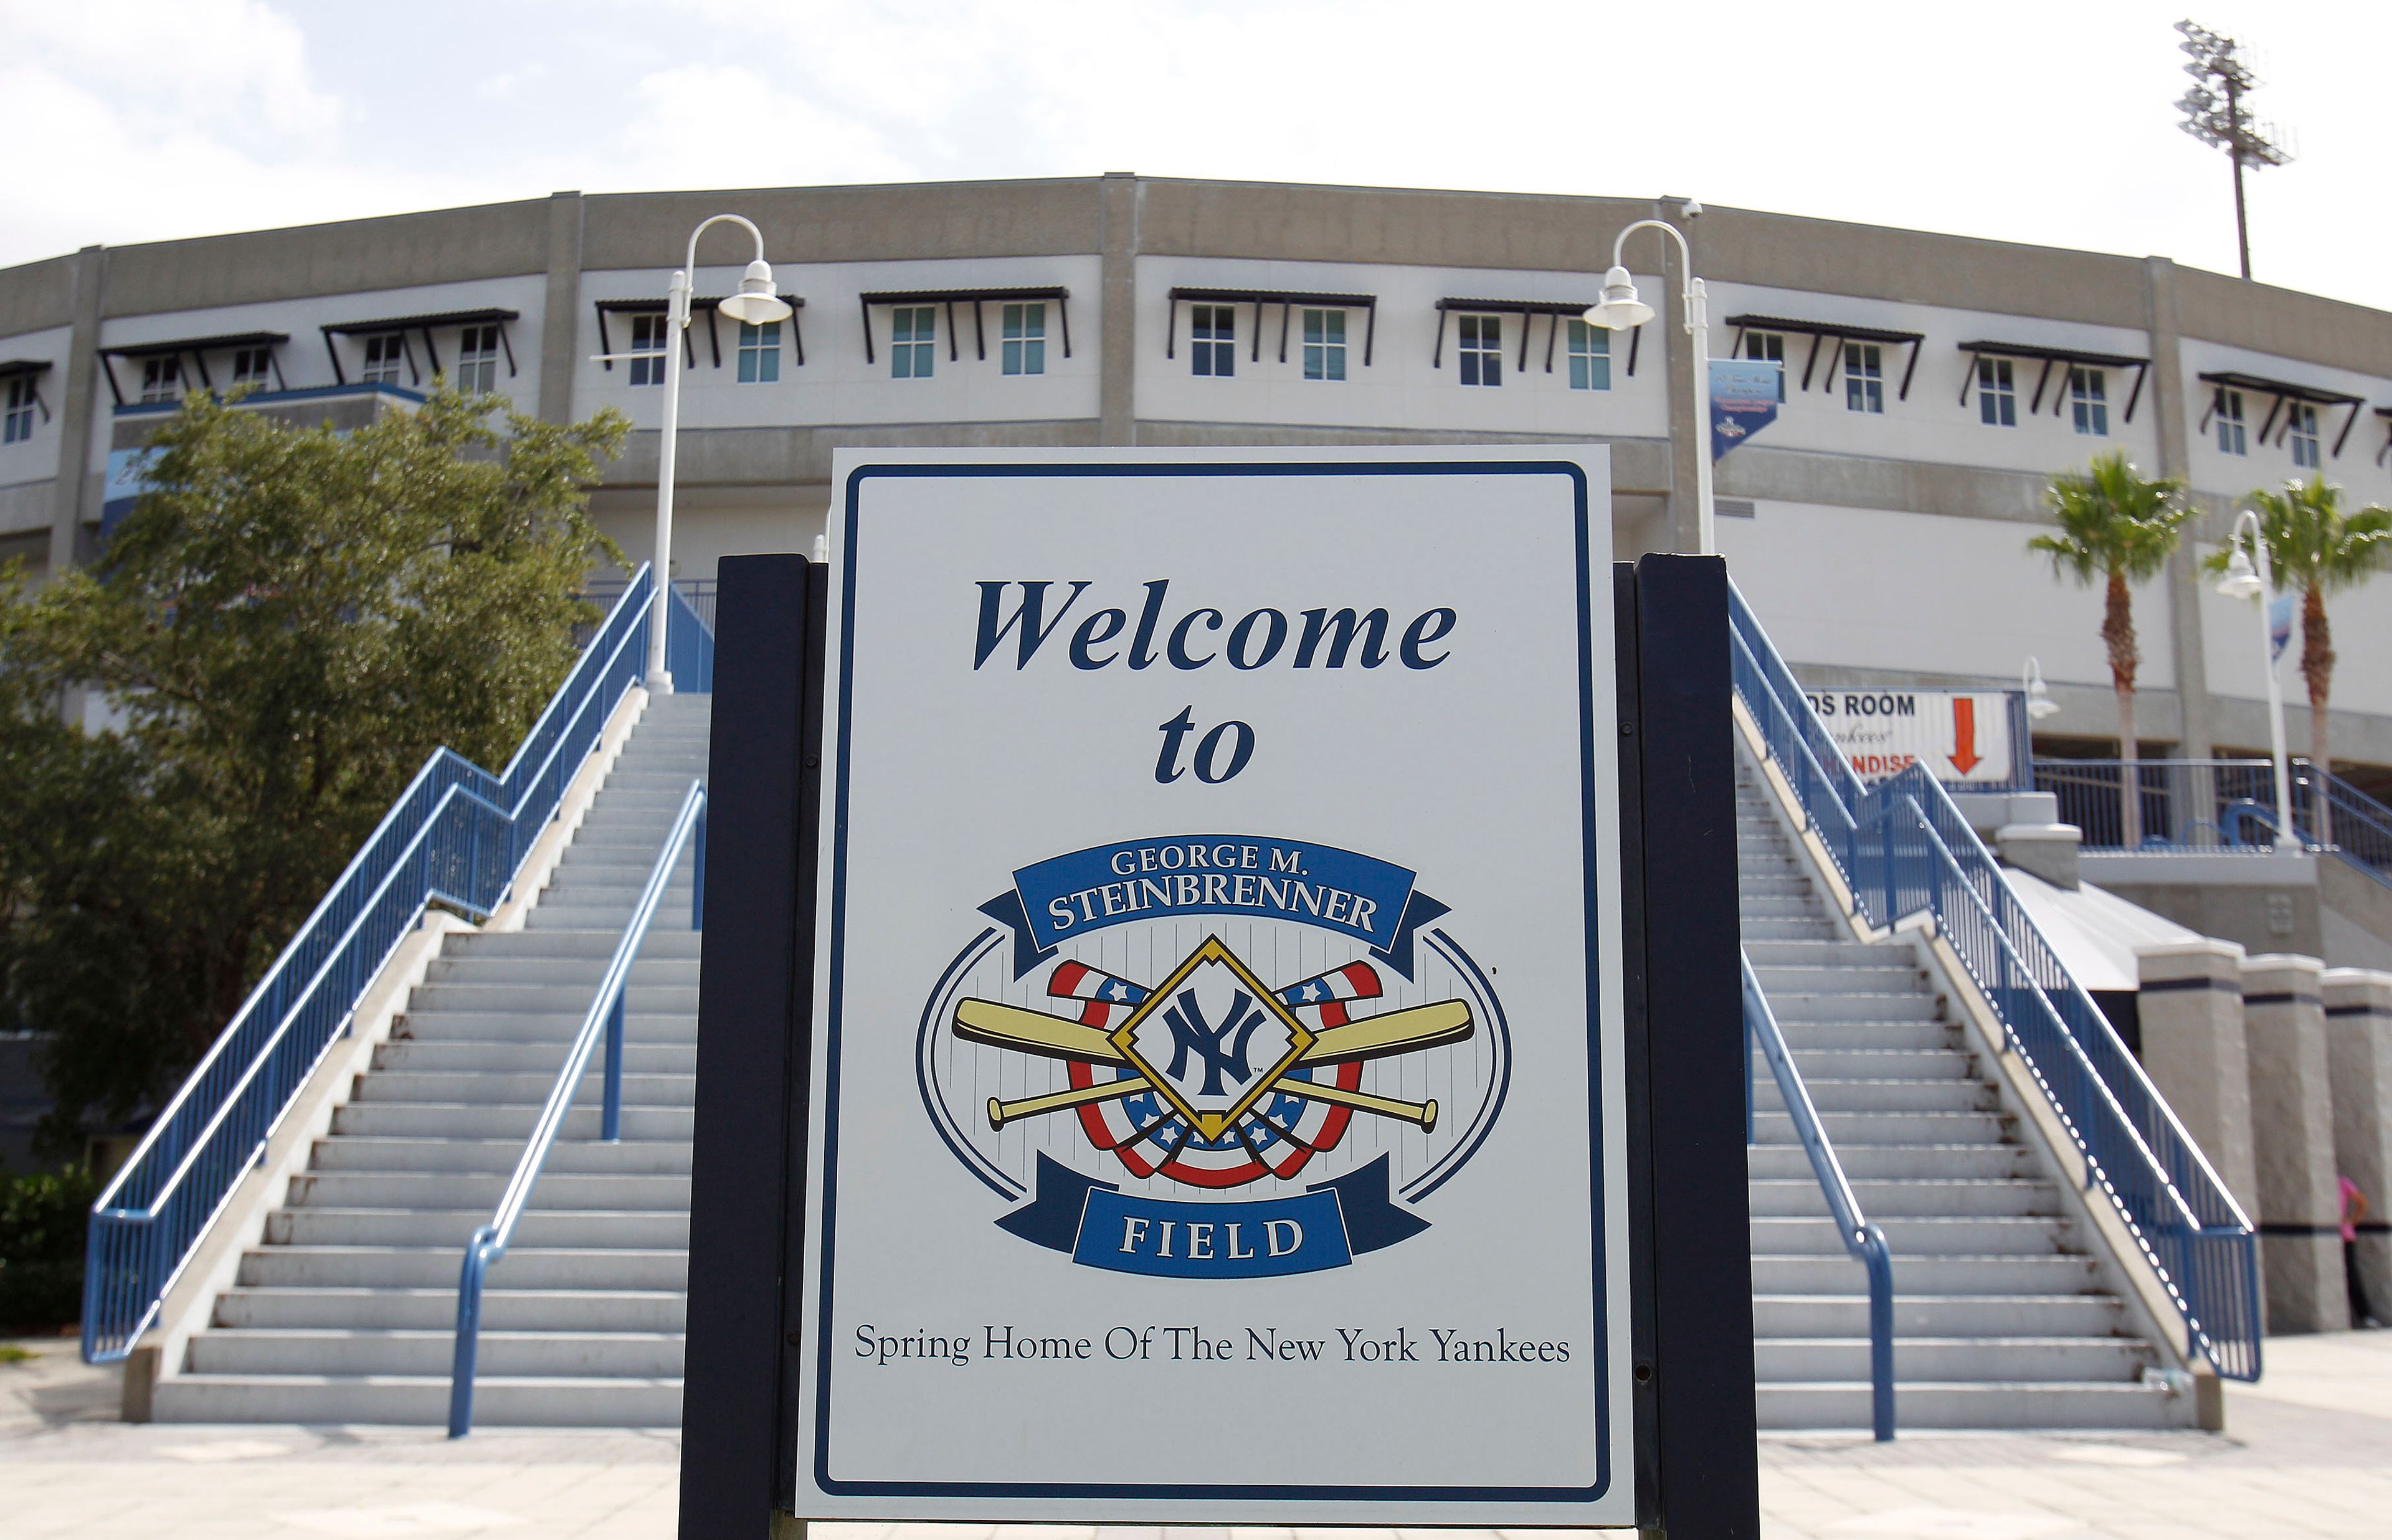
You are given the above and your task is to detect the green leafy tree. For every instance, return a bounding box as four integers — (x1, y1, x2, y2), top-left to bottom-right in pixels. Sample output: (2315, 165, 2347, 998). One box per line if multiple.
(2031, 452, 2196, 848)
(0, 386, 627, 1153)
(2207, 476, 2392, 844)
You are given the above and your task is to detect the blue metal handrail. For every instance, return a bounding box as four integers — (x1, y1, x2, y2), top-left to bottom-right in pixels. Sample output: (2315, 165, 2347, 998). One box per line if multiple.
(1729, 580, 2262, 1382)
(1744, 953, 1894, 1441)
(83, 569, 657, 1364)
(448, 778, 706, 1437)
(666, 579, 715, 694)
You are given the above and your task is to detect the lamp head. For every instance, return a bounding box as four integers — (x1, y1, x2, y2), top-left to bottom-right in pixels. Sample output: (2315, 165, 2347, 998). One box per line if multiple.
(1584, 265, 1654, 331)
(2023, 656, 2061, 719)
(717, 258, 794, 326)
(2216, 547, 2264, 600)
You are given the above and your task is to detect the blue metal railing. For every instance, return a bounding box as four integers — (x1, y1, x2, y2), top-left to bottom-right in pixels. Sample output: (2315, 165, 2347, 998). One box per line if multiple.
(666, 580, 715, 694)
(2038, 757, 2392, 894)
(449, 778, 706, 1437)
(82, 569, 659, 1364)
(1744, 953, 1894, 1441)
(1730, 582, 2262, 1382)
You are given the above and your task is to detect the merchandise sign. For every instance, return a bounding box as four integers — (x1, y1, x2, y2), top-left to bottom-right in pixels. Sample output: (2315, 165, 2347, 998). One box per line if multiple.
(1803, 686, 2025, 785)
(1709, 358, 1782, 461)
(794, 446, 1634, 1523)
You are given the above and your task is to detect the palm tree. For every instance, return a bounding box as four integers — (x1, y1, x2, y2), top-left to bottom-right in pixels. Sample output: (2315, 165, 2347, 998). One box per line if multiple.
(2031, 453, 2195, 848)
(2208, 476, 2392, 844)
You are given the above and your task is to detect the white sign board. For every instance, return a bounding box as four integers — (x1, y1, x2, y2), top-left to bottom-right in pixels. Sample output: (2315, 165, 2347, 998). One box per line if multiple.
(1801, 687, 2021, 785)
(795, 446, 1633, 1524)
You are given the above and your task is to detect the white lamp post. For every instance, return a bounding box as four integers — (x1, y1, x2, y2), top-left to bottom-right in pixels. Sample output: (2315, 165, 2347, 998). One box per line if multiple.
(634, 214, 793, 691)
(1585, 218, 1714, 555)
(2216, 509, 2295, 847)
(2023, 657, 2061, 720)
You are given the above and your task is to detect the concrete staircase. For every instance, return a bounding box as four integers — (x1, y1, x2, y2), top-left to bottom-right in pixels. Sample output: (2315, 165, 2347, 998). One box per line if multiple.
(153, 692, 711, 1425)
(1739, 760, 2188, 1429)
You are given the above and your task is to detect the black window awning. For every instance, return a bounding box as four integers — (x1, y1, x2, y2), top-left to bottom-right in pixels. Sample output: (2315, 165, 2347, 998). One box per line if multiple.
(1727, 314, 1926, 399)
(1166, 287, 1375, 367)
(2200, 371, 2369, 458)
(0, 359, 52, 423)
(1957, 340, 2152, 423)
(321, 308, 521, 386)
(860, 287, 1068, 366)
(2374, 406, 2392, 468)
(593, 296, 809, 372)
(1433, 297, 1617, 376)
(97, 331, 290, 404)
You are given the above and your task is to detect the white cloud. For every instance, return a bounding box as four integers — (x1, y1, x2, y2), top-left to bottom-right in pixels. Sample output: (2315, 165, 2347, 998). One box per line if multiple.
(0, 0, 340, 140)
(612, 64, 918, 190)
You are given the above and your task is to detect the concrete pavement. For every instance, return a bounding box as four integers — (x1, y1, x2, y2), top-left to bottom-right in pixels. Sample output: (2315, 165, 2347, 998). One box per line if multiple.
(5, 1330, 2390, 1538)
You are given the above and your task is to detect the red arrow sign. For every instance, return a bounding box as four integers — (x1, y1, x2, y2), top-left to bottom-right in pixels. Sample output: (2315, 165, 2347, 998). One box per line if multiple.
(1948, 697, 1981, 776)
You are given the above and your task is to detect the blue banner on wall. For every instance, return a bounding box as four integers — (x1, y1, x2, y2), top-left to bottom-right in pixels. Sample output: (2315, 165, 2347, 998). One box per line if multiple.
(1710, 358, 1783, 461)
(980, 833, 1450, 978)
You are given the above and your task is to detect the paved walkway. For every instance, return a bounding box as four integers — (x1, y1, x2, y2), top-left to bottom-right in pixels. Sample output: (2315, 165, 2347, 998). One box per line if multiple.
(5, 1330, 2390, 1538)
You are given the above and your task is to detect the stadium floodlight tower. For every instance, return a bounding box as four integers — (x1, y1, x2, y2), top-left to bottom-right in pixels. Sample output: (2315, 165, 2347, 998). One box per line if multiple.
(604, 214, 794, 691)
(2175, 19, 2294, 282)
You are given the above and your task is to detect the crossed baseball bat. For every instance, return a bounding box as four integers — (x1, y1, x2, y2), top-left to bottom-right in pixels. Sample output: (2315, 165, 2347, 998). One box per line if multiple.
(954, 995, 1473, 1134)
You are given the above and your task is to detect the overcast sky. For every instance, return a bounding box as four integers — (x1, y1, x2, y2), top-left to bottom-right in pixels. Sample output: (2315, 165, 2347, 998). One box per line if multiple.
(2, 0, 2385, 312)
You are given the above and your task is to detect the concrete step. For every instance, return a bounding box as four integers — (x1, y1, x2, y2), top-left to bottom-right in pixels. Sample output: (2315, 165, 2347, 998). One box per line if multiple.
(1740, 895, 1824, 918)
(1756, 1381, 2189, 1432)
(1747, 1178, 2059, 1219)
(1745, 1143, 2033, 1181)
(1755, 1077, 1996, 1115)
(308, 1136, 692, 1176)
(1752, 1294, 2127, 1338)
(216, 1287, 686, 1334)
(423, 957, 702, 986)
(399, 983, 698, 1013)
(1773, 1019, 1958, 1051)
(285, 1170, 693, 1212)
(1782, 1047, 1973, 1080)
(351, 1070, 696, 1107)
(1765, 991, 1942, 1023)
(1751, 965, 1924, 994)
(393, 1011, 698, 1045)
(444, 930, 702, 961)
(238, 1246, 686, 1292)
(331, 1103, 693, 1140)
(371, 1040, 695, 1075)
(1744, 940, 1894, 967)
(264, 1207, 689, 1249)
(1752, 1110, 2010, 1145)
(1755, 1335, 2155, 1383)
(1751, 1253, 2100, 1295)
(1743, 918, 1842, 941)
(1752, 1215, 2071, 1256)
(151, 1373, 682, 1427)
(186, 1328, 685, 1379)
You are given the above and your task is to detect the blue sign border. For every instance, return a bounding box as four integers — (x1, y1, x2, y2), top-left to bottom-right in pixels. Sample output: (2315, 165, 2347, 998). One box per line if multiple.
(814, 458, 1611, 1506)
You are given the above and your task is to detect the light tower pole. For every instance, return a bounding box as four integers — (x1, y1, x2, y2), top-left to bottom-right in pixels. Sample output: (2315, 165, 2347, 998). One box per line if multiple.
(2176, 20, 2294, 282)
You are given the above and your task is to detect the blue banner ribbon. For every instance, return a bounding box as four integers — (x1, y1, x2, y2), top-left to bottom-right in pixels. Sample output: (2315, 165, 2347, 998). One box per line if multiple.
(998, 1153, 1428, 1278)
(980, 834, 1448, 980)
(1710, 357, 1782, 461)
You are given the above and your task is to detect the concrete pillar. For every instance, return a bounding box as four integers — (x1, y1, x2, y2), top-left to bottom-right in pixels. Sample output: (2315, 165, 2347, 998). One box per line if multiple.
(537, 191, 586, 425)
(2144, 256, 2213, 760)
(1097, 172, 1139, 446)
(2322, 968, 2392, 1325)
(2136, 939, 2259, 1219)
(2241, 953, 2346, 1331)
(47, 244, 108, 575)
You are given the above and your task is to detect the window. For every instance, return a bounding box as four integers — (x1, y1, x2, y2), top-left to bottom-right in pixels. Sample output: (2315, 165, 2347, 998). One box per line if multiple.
(456, 326, 500, 392)
(2, 379, 34, 445)
(1458, 315, 1501, 387)
(1744, 332, 1786, 400)
(1002, 303, 1045, 376)
(1843, 343, 1882, 413)
(628, 315, 667, 387)
(738, 321, 781, 384)
(2216, 390, 2247, 455)
(2069, 367, 2108, 436)
(363, 333, 407, 385)
(230, 347, 273, 392)
(891, 306, 936, 379)
(1567, 320, 1610, 391)
(138, 356, 181, 404)
(1977, 357, 2016, 427)
(2288, 402, 2321, 469)
(1189, 305, 1235, 377)
(1303, 309, 1346, 382)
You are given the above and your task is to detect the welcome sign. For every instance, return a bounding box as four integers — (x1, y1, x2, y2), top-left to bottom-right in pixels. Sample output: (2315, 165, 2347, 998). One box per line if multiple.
(789, 446, 1635, 1524)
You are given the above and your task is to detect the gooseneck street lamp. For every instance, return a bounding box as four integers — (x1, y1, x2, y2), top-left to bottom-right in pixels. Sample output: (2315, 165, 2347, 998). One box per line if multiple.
(1585, 219, 1714, 555)
(2216, 508, 2295, 847)
(634, 214, 793, 691)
